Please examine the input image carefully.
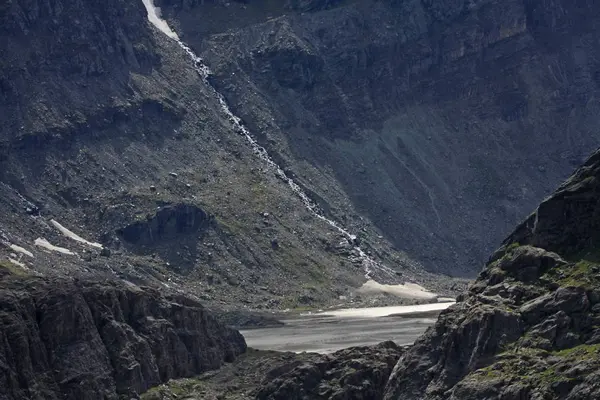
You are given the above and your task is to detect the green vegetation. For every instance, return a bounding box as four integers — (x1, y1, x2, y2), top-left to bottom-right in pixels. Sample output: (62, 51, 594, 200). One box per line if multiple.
(216, 215, 246, 237)
(554, 343, 600, 359)
(505, 242, 521, 252)
(542, 260, 600, 289)
(469, 343, 600, 387)
(141, 378, 207, 400)
(0, 260, 29, 277)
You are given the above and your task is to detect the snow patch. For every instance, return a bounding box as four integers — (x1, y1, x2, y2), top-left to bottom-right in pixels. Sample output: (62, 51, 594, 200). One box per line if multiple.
(8, 258, 26, 268)
(141, 0, 179, 39)
(50, 220, 103, 248)
(8, 243, 34, 258)
(357, 280, 438, 300)
(34, 238, 75, 255)
(319, 302, 454, 318)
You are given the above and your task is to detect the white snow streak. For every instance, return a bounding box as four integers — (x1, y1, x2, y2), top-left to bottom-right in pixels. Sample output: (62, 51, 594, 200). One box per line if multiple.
(319, 302, 454, 319)
(8, 243, 34, 258)
(50, 220, 103, 248)
(141, 0, 179, 39)
(8, 258, 26, 268)
(34, 238, 75, 255)
(357, 280, 438, 300)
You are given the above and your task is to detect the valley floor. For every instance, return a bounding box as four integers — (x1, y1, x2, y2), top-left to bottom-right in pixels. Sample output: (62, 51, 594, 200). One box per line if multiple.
(240, 304, 451, 353)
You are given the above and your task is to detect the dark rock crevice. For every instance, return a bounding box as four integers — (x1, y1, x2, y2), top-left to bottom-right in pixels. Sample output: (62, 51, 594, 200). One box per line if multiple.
(116, 203, 213, 247)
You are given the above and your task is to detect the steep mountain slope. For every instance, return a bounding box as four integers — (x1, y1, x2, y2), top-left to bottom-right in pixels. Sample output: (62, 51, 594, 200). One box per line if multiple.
(159, 0, 600, 276)
(0, 0, 457, 310)
(383, 149, 600, 399)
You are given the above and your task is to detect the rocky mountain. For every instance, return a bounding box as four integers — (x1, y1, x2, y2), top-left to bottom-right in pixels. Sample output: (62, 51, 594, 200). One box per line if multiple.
(3, 0, 600, 311)
(0, 0, 457, 312)
(158, 0, 600, 276)
(139, 341, 403, 400)
(383, 149, 600, 399)
(0, 275, 246, 399)
(2, 0, 600, 399)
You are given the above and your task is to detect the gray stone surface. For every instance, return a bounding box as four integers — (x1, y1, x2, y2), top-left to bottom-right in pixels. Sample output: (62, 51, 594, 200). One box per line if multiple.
(0, 278, 246, 399)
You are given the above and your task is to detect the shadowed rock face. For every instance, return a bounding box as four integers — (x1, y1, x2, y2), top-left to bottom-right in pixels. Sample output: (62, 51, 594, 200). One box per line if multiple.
(506, 150, 600, 258)
(383, 149, 600, 399)
(117, 203, 212, 246)
(160, 0, 600, 276)
(255, 341, 404, 400)
(0, 278, 246, 400)
(137, 341, 404, 399)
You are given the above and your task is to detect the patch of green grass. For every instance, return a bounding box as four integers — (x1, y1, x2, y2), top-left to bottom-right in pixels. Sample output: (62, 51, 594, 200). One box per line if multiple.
(543, 260, 600, 289)
(536, 365, 575, 385)
(250, 182, 269, 209)
(505, 242, 521, 252)
(141, 377, 207, 400)
(470, 358, 564, 385)
(216, 216, 245, 236)
(554, 343, 600, 359)
(469, 365, 504, 381)
(469, 343, 600, 386)
(0, 260, 29, 277)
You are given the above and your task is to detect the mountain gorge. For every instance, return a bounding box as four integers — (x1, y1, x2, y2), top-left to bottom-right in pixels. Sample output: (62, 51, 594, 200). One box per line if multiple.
(2, 0, 600, 399)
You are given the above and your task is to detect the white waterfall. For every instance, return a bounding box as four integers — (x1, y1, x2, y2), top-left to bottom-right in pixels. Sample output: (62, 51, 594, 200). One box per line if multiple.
(140, 0, 400, 280)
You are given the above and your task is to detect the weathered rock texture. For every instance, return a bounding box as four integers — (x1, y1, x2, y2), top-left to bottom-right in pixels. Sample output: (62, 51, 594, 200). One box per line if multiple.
(256, 341, 403, 400)
(139, 341, 403, 400)
(0, 277, 246, 400)
(161, 0, 600, 276)
(383, 149, 600, 399)
(0, 0, 455, 310)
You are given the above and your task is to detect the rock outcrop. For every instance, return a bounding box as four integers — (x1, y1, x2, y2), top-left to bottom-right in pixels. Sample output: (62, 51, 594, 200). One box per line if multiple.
(256, 341, 403, 400)
(383, 149, 600, 399)
(117, 203, 213, 246)
(0, 277, 246, 400)
(139, 341, 403, 400)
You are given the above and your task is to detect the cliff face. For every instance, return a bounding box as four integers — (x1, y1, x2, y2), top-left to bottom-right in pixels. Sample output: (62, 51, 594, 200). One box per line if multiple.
(383, 149, 600, 399)
(0, 277, 246, 400)
(160, 0, 600, 276)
